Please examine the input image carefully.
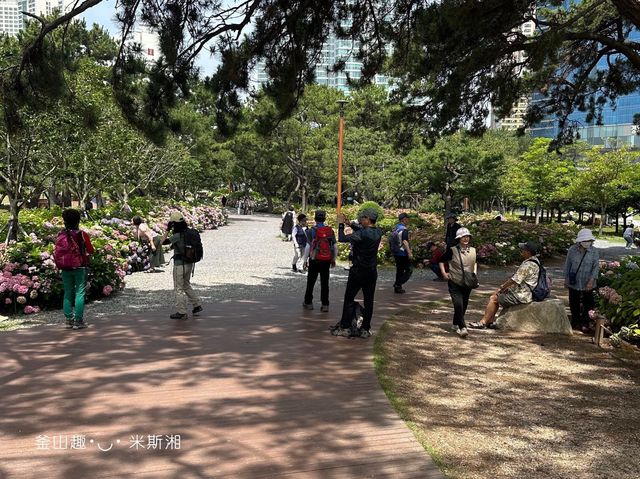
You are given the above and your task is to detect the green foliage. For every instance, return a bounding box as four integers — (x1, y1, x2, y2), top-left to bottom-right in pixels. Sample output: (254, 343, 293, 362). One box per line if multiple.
(596, 257, 640, 332)
(357, 201, 385, 222)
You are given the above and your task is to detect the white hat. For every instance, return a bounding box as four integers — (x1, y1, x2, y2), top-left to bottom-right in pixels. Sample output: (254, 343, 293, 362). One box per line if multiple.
(455, 227, 471, 239)
(576, 228, 596, 243)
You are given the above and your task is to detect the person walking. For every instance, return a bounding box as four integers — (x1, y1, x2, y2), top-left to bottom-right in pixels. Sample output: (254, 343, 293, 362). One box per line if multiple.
(445, 213, 462, 248)
(292, 213, 308, 272)
(161, 211, 203, 320)
(302, 210, 337, 311)
(281, 206, 295, 241)
(564, 228, 600, 332)
(623, 224, 635, 249)
(439, 227, 477, 338)
(54, 208, 95, 330)
(132, 216, 165, 272)
(391, 212, 413, 293)
(332, 208, 383, 338)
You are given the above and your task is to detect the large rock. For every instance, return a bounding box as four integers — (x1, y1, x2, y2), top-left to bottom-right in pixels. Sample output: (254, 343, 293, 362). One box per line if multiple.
(495, 299, 572, 335)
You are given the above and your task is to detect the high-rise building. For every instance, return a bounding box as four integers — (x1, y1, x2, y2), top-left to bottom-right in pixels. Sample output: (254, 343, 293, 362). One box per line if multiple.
(490, 19, 536, 131)
(0, 0, 66, 35)
(125, 25, 161, 64)
(253, 31, 389, 94)
(0, 0, 21, 36)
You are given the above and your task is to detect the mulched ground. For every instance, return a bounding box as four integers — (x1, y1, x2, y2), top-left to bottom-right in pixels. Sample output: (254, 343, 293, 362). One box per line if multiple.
(376, 281, 640, 479)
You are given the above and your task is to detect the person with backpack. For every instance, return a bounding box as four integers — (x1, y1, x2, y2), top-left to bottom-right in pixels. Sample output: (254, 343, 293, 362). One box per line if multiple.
(132, 216, 165, 273)
(438, 228, 477, 338)
(332, 208, 383, 338)
(390, 212, 413, 293)
(281, 206, 295, 241)
(292, 213, 308, 273)
(469, 241, 542, 330)
(564, 228, 600, 332)
(302, 210, 337, 311)
(161, 211, 203, 320)
(54, 208, 95, 330)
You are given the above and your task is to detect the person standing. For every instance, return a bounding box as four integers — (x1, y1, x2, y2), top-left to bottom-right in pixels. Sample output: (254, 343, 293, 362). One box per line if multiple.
(332, 208, 383, 338)
(54, 208, 95, 330)
(292, 213, 308, 272)
(623, 224, 635, 249)
(281, 206, 295, 241)
(391, 212, 413, 293)
(302, 210, 337, 311)
(445, 213, 462, 248)
(161, 211, 203, 320)
(426, 241, 445, 281)
(439, 228, 477, 338)
(221, 195, 228, 209)
(564, 228, 600, 332)
(132, 216, 165, 272)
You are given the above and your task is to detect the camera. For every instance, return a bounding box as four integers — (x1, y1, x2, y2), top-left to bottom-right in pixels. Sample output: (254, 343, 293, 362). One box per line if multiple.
(167, 221, 175, 230)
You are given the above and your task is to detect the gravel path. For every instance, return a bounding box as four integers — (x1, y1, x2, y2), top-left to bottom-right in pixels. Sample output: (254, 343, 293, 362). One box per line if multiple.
(12, 214, 432, 327)
(3, 216, 636, 329)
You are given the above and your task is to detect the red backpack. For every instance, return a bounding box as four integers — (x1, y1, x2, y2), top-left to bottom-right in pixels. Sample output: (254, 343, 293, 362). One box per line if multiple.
(54, 230, 87, 270)
(310, 226, 335, 262)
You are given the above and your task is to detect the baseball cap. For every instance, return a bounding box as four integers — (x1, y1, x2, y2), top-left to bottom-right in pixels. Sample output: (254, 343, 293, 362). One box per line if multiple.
(358, 208, 378, 222)
(398, 212, 409, 221)
(518, 241, 539, 255)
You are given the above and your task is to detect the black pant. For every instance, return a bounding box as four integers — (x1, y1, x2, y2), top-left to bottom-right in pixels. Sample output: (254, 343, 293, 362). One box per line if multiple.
(304, 260, 331, 306)
(430, 263, 443, 278)
(394, 255, 412, 287)
(568, 288, 595, 326)
(340, 267, 378, 330)
(448, 280, 472, 329)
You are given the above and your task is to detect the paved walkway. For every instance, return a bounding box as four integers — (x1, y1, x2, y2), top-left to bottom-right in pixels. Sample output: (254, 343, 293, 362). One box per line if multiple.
(0, 214, 444, 479)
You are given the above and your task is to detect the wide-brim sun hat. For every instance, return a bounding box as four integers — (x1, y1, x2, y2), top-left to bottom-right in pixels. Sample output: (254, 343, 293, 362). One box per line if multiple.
(455, 227, 471, 239)
(576, 228, 596, 243)
(169, 211, 185, 222)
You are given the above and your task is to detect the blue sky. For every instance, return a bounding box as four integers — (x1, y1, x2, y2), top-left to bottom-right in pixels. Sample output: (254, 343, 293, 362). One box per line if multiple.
(80, 0, 218, 76)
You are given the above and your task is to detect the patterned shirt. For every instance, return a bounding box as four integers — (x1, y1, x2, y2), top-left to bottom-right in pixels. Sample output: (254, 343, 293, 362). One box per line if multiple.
(509, 257, 541, 303)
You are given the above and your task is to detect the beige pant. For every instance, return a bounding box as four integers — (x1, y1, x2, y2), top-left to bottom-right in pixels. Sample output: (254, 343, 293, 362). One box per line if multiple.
(173, 262, 200, 314)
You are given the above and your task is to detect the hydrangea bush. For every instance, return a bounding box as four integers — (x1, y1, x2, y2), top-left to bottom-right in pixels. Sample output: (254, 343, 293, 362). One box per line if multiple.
(594, 257, 640, 338)
(0, 201, 226, 315)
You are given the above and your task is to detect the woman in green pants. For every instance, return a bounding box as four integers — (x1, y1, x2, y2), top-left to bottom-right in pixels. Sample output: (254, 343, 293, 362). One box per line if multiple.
(55, 209, 95, 330)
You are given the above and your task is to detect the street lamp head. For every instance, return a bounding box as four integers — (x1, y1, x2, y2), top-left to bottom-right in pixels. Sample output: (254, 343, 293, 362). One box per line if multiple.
(336, 99, 349, 117)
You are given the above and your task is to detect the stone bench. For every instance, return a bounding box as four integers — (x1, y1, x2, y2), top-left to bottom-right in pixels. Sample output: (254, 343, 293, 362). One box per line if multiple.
(495, 299, 572, 335)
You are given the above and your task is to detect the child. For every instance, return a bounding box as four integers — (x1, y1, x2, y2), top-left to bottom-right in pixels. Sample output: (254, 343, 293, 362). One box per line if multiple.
(292, 214, 308, 272)
(54, 209, 95, 330)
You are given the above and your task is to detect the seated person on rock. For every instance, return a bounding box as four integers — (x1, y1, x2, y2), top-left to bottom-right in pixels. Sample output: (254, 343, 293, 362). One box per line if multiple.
(469, 241, 541, 329)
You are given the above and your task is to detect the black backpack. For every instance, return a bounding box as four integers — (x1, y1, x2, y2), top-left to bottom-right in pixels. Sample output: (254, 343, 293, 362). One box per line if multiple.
(178, 229, 203, 263)
(527, 258, 550, 302)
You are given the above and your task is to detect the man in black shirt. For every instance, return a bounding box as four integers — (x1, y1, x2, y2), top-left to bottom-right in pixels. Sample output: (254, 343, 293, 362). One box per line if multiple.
(332, 208, 383, 338)
(445, 213, 462, 248)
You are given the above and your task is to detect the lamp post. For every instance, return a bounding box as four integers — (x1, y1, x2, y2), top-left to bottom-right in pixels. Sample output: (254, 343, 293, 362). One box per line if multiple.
(336, 99, 348, 214)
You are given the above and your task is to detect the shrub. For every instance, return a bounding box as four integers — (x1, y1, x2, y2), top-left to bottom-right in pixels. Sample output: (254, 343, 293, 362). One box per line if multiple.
(357, 201, 385, 222)
(595, 257, 640, 332)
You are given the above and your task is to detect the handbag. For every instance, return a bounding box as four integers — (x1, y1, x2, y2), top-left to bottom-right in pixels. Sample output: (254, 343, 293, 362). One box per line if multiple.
(457, 247, 479, 289)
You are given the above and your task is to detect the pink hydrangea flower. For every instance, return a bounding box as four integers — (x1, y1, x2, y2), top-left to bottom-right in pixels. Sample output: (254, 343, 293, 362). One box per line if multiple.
(103, 285, 113, 296)
(5, 298, 11, 304)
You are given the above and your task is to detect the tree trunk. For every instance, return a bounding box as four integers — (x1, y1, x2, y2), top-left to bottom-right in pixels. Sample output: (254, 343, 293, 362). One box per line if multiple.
(7, 198, 20, 242)
(615, 213, 619, 234)
(599, 204, 605, 235)
(265, 196, 274, 213)
(301, 182, 307, 213)
(535, 205, 540, 224)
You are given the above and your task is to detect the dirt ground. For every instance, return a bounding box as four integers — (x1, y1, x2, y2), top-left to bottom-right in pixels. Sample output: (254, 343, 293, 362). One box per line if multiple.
(376, 278, 640, 479)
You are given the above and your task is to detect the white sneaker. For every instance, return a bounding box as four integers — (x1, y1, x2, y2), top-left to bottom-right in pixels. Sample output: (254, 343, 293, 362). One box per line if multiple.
(456, 327, 469, 338)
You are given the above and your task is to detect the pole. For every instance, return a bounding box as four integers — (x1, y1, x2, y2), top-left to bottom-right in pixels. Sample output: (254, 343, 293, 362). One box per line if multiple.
(337, 116, 344, 214)
(336, 100, 347, 214)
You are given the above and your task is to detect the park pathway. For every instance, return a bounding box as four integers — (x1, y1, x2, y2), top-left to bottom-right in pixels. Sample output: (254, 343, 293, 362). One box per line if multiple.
(0, 214, 445, 479)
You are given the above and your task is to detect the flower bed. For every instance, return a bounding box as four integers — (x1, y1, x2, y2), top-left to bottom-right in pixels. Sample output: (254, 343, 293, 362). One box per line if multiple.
(0, 202, 226, 315)
(594, 257, 640, 343)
